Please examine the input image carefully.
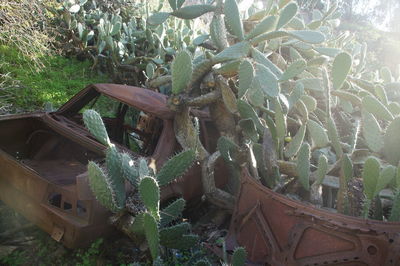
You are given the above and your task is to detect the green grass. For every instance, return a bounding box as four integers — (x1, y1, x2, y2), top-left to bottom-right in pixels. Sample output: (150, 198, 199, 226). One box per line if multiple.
(0, 45, 108, 112)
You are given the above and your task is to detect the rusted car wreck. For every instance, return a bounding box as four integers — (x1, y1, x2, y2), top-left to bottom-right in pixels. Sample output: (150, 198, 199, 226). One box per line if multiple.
(2, 83, 400, 265)
(0, 83, 223, 248)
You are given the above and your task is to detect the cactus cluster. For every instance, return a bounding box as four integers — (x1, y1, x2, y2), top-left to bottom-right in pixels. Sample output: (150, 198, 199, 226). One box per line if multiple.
(76, 0, 400, 262)
(143, 0, 400, 223)
(59, 0, 200, 87)
(83, 109, 199, 262)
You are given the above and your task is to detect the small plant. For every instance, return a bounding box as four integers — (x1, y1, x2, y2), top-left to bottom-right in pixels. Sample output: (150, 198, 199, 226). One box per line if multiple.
(76, 238, 103, 266)
(83, 109, 199, 262)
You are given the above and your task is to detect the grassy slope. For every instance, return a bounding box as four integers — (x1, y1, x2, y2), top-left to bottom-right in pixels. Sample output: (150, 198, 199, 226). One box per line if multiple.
(0, 45, 108, 112)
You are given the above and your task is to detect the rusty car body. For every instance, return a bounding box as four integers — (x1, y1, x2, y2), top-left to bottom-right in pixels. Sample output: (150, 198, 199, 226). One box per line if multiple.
(0, 83, 224, 248)
(226, 169, 400, 266)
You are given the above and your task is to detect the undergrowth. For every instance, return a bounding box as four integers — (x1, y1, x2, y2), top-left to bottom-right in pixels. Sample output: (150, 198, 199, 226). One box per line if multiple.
(0, 45, 108, 113)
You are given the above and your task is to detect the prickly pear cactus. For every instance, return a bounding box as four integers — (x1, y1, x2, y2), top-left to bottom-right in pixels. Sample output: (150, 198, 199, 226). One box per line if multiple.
(156, 149, 196, 186)
(83, 109, 110, 146)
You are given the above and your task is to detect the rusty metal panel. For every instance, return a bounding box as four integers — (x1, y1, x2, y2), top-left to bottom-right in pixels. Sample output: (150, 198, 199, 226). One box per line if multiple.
(57, 84, 174, 120)
(227, 169, 400, 266)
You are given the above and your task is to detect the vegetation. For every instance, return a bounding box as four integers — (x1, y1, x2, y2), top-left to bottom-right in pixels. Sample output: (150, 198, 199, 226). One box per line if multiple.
(0, 45, 107, 113)
(2, 0, 400, 264)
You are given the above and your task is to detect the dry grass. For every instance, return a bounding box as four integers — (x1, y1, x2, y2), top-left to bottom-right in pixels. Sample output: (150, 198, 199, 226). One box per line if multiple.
(0, 0, 57, 69)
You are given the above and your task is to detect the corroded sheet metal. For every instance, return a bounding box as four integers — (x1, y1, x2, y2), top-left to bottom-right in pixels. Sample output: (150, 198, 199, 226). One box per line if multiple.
(57, 84, 174, 120)
(227, 169, 400, 266)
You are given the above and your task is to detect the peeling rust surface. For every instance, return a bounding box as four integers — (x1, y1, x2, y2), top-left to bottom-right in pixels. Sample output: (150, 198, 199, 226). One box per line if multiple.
(0, 84, 224, 248)
(227, 169, 400, 266)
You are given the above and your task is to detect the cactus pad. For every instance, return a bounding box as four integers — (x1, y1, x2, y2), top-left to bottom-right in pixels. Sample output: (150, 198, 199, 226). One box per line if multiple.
(171, 50, 193, 94)
(156, 149, 196, 186)
(83, 109, 110, 146)
(139, 176, 160, 220)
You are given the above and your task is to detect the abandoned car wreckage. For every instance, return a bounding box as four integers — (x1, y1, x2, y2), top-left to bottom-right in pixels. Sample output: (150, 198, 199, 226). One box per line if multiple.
(1, 84, 400, 265)
(0, 83, 227, 248)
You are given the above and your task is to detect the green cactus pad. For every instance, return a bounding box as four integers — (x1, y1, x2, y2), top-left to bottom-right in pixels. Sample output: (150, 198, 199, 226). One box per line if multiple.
(221, 79, 238, 114)
(297, 142, 311, 190)
(300, 95, 317, 112)
(160, 198, 186, 227)
(172, 50, 193, 94)
(224, 0, 244, 40)
(374, 85, 389, 105)
(121, 153, 139, 187)
(87, 161, 120, 212)
(315, 154, 328, 186)
(147, 12, 170, 26)
(384, 117, 400, 165)
(332, 52, 352, 90)
(156, 149, 196, 186)
(287, 30, 325, 44)
(143, 212, 159, 260)
(331, 90, 362, 107)
(232, 247, 247, 266)
(380, 66, 393, 83)
(375, 165, 396, 197)
(274, 99, 287, 144)
(278, 0, 291, 8)
(296, 99, 308, 121)
(171, 5, 215, 19)
(388, 102, 400, 116)
(238, 59, 254, 97)
(254, 63, 280, 97)
(160, 222, 190, 247)
(213, 41, 251, 63)
(189, 59, 214, 87)
(248, 79, 265, 107)
(210, 14, 228, 51)
(239, 119, 259, 142)
(105, 146, 126, 209)
(362, 156, 380, 200)
(284, 123, 306, 158)
(217, 136, 240, 162)
(215, 60, 241, 77)
(139, 176, 160, 220)
(314, 47, 341, 57)
(83, 109, 110, 146)
(237, 99, 264, 133)
(246, 15, 277, 40)
(138, 158, 150, 178)
(276, 2, 298, 30)
(288, 82, 305, 109)
(279, 59, 307, 81)
(342, 154, 353, 183)
(251, 47, 283, 78)
(326, 116, 343, 158)
(362, 95, 394, 121)
(289, 47, 303, 61)
(361, 110, 383, 153)
(296, 78, 323, 92)
(308, 56, 328, 66)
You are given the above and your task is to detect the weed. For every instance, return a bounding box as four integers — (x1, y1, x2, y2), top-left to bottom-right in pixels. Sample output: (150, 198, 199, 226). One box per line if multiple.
(76, 238, 103, 266)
